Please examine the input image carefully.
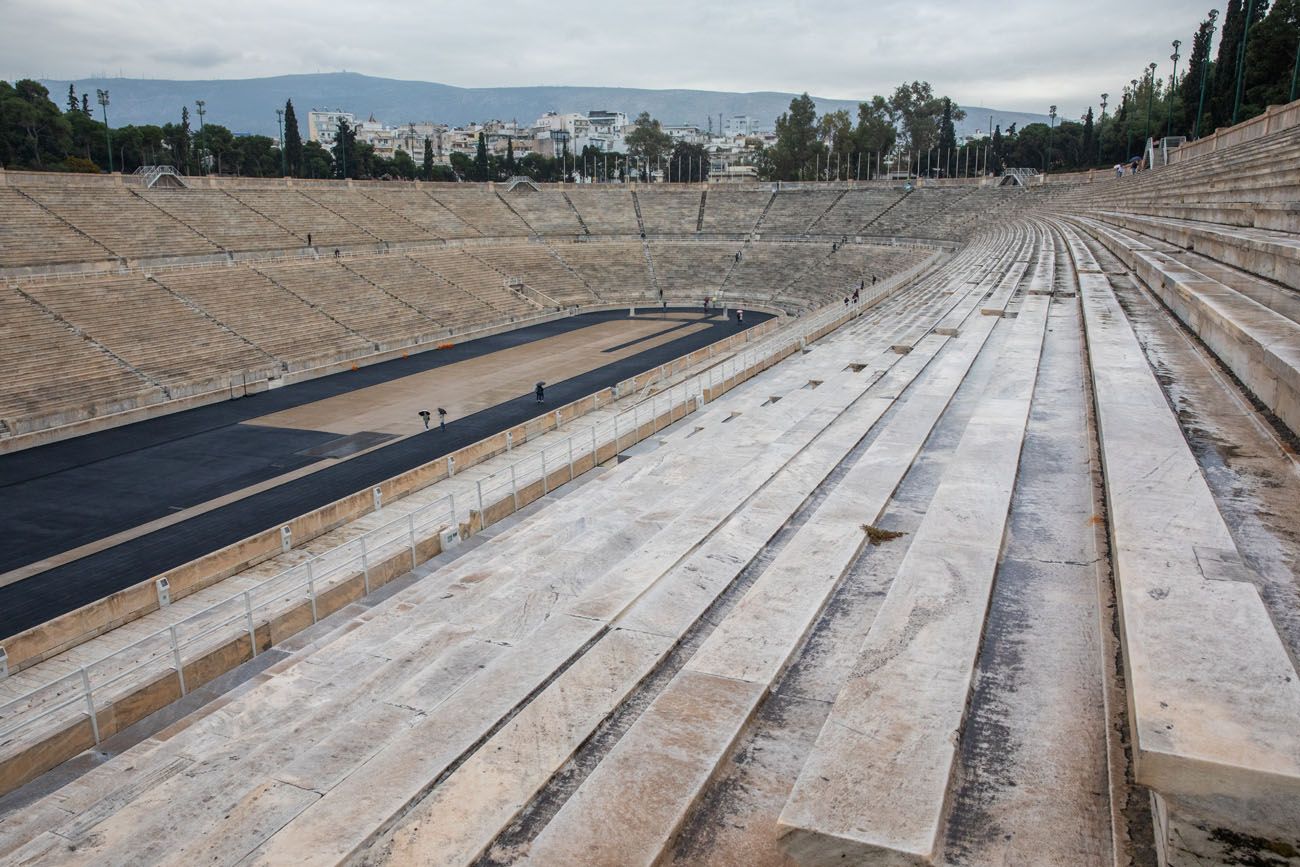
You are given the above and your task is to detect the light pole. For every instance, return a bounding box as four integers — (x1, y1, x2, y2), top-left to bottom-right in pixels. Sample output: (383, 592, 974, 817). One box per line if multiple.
(1167, 40, 1181, 139)
(1195, 10, 1219, 138)
(1128, 80, 1138, 157)
(1099, 93, 1109, 164)
(1232, 0, 1257, 125)
(1046, 105, 1056, 172)
(195, 99, 206, 175)
(1145, 62, 1157, 149)
(96, 89, 113, 173)
(276, 108, 286, 177)
(1291, 30, 1299, 102)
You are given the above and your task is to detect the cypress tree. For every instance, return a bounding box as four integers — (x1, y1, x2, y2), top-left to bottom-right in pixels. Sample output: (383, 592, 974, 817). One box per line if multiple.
(335, 117, 352, 178)
(1082, 107, 1095, 164)
(474, 132, 489, 181)
(283, 100, 303, 176)
(1243, 0, 1299, 113)
(176, 106, 192, 174)
(1212, 0, 1247, 127)
(423, 137, 434, 180)
(505, 137, 516, 175)
(1181, 13, 1217, 135)
(938, 98, 957, 151)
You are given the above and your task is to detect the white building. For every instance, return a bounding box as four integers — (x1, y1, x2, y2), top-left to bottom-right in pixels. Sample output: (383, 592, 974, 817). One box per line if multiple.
(724, 115, 760, 137)
(664, 124, 707, 144)
(307, 109, 357, 147)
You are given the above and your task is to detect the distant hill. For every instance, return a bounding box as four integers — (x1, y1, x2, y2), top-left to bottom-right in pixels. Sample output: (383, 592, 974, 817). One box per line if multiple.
(39, 72, 1051, 139)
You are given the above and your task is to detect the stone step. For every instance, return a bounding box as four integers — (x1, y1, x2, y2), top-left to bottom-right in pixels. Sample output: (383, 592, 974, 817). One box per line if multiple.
(776, 287, 1050, 866)
(1072, 215, 1300, 438)
(379, 334, 953, 865)
(1062, 222, 1300, 863)
(520, 232, 1038, 867)
(1094, 210, 1300, 291)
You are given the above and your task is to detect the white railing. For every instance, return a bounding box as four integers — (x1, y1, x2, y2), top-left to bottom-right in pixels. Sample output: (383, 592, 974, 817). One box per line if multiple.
(0, 294, 864, 761)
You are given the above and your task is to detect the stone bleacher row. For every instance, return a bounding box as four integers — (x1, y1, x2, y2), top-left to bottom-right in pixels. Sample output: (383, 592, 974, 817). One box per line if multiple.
(0, 239, 929, 440)
(1052, 121, 1300, 440)
(0, 178, 1028, 273)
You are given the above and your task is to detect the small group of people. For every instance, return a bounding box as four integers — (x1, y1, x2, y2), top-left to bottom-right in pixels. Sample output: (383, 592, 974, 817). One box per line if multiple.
(1114, 157, 1145, 177)
(418, 407, 448, 431)
(843, 276, 876, 307)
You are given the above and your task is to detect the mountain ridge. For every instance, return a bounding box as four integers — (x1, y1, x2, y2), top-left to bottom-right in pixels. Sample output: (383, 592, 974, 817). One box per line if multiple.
(38, 72, 1052, 139)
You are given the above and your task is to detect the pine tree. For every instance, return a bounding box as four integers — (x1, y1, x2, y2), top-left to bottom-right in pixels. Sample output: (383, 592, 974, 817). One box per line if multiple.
(66, 84, 78, 113)
(474, 132, 489, 181)
(283, 100, 304, 177)
(769, 93, 823, 180)
(81, 93, 90, 115)
(423, 137, 434, 180)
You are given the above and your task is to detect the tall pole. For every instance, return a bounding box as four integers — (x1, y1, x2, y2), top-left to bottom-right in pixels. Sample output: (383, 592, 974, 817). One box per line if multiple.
(1128, 80, 1138, 157)
(1047, 105, 1056, 173)
(276, 109, 286, 177)
(1145, 62, 1157, 149)
(1291, 32, 1300, 102)
(195, 99, 206, 175)
(1233, 0, 1257, 125)
(1099, 93, 1109, 164)
(97, 89, 113, 173)
(1167, 40, 1181, 139)
(1195, 10, 1219, 138)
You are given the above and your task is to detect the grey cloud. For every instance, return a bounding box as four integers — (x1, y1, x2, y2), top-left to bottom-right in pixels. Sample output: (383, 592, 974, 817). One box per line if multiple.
(1, 0, 1214, 119)
(149, 44, 240, 69)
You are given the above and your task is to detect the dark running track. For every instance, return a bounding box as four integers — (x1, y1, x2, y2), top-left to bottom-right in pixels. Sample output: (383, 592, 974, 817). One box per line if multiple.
(0, 308, 770, 637)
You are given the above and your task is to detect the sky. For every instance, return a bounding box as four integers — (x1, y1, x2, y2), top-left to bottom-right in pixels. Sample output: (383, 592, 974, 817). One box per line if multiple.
(2, 0, 1216, 119)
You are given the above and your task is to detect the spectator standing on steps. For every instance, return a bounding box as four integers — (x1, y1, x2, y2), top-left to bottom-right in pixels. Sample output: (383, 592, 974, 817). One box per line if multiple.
(307, 232, 312, 247)
(736, 308, 744, 325)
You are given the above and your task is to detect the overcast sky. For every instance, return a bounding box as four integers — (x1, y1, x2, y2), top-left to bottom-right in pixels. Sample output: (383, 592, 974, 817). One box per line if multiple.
(4, 0, 1215, 119)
